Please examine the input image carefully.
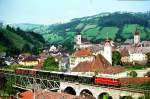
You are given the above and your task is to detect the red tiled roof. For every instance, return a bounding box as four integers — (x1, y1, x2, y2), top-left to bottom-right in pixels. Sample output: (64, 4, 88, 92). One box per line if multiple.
(121, 49, 129, 57)
(72, 54, 125, 74)
(19, 90, 33, 99)
(19, 90, 83, 99)
(22, 56, 38, 62)
(74, 48, 92, 57)
(72, 54, 111, 72)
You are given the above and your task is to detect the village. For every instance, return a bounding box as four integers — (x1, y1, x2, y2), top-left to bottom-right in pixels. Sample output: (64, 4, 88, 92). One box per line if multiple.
(1, 30, 150, 79)
(1, 30, 150, 99)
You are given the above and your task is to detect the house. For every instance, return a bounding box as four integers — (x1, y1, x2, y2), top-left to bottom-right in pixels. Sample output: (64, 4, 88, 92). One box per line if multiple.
(141, 41, 150, 47)
(74, 32, 93, 49)
(59, 55, 69, 71)
(69, 48, 94, 70)
(49, 45, 57, 52)
(19, 56, 39, 66)
(121, 49, 130, 64)
(5, 56, 18, 65)
(129, 47, 148, 65)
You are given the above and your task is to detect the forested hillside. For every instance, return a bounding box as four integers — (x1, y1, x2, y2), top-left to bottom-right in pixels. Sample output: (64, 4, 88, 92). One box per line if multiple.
(0, 25, 45, 55)
(13, 12, 150, 51)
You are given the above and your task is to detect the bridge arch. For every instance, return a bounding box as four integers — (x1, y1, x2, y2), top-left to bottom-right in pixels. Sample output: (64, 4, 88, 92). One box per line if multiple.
(98, 92, 113, 99)
(80, 89, 95, 98)
(80, 89, 93, 96)
(120, 96, 133, 99)
(64, 86, 76, 95)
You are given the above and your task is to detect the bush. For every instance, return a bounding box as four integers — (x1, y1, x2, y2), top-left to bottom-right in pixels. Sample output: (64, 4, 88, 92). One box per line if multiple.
(43, 56, 59, 71)
(127, 71, 137, 77)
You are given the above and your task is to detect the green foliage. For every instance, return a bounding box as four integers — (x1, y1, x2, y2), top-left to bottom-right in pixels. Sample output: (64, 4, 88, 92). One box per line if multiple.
(0, 27, 26, 50)
(0, 44, 6, 52)
(11, 12, 150, 51)
(122, 80, 150, 90)
(146, 53, 150, 66)
(22, 43, 31, 53)
(83, 27, 99, 38)
(43, 33, 63, 44)
(2, 64, 33, 70)
(0, 77, 16, 96)
(124, 65, 145, 70)
(0, 26, 45, 55)
(112, 51, 121, 66)
(143, 93, 150, 99)
(127, 70, 138, 77)
(98, 27, 119, 40)
(120, 96, 133, 99)
(98, 12, 149, 27)
(43, 56, 59, 71)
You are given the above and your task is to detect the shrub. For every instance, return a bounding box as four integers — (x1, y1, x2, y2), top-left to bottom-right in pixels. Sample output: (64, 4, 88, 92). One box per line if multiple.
(127, 71, 137, 77)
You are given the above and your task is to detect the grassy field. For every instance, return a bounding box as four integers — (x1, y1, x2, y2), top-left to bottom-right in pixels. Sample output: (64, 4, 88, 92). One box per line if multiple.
(82, 24, 97, 32)
(43, 33, 63, 44)
(97, 27, 119, 40)
(83, 27, 99, 37)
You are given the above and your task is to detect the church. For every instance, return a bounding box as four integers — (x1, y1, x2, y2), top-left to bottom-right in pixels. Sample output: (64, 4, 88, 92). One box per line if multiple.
(69, 32, 114, 72)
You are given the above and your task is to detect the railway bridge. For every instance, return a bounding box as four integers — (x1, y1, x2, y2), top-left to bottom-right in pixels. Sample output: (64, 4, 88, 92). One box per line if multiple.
(1, 69, 147, 99)
(60, 81, 144, 99)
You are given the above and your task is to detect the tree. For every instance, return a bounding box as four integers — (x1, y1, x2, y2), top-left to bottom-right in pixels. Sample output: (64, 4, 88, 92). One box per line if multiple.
(31, 46, 40, 55)
(0, 22, 3, 28)
(127, 71, 137, 78)
(22, 43, 31, 53)
(43, 56, 59, 71)
(146, 53, 150, 66)
(112, 51, 121, 66)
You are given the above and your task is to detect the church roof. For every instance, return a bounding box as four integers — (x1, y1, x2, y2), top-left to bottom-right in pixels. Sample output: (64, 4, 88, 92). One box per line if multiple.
(72, 54, 111, 72)
(74, 48, 92, 57)
(72, 54, 125, 74)
(134, 31, 140, 35)
(129, 47, 150, 54)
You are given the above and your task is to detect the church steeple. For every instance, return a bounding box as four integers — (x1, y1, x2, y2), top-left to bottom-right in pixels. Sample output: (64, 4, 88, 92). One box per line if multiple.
(75, 32, 82, 45)
(134, 28, 140, 45)
(103, 33, 112, 65)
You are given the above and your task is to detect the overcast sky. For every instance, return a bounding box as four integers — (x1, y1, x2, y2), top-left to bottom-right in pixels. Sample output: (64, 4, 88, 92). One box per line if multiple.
(0, 0, 150, 24)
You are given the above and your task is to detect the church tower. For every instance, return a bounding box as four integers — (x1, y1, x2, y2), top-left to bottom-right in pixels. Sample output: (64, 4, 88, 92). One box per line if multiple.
(134, 30, 140, 45)
(75, 32, 82, 45)
(103, 39, 112, 65)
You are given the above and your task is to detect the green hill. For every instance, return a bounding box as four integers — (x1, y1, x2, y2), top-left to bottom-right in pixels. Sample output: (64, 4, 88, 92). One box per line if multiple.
(12, 12, 150, 51)
(0, 26, 45, 55)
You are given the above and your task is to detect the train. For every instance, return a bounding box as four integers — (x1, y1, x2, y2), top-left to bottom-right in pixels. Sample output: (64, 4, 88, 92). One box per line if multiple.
(14, 68, 121, 86)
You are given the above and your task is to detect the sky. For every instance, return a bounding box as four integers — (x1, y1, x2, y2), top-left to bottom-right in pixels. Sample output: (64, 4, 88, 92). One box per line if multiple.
(0, 0, 150, 24)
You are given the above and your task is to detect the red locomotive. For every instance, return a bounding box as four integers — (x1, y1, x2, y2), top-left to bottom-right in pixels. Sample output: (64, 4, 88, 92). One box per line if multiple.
(94, 76, 121, 86)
